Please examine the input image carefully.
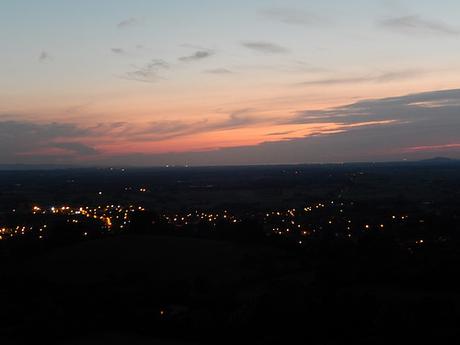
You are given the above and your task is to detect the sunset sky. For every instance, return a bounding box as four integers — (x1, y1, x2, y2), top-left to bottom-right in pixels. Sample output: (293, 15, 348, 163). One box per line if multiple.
(1, 0, 460, 165)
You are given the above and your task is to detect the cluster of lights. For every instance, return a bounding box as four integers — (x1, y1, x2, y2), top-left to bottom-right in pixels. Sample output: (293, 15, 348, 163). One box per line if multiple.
(1, 204, 146, 241)
(43, 204, 144, 230)
(163, 210, 239, 227)
(1, 198, 427, 248)
(260, 201, 421, 245)
(0, 224, 47, 241)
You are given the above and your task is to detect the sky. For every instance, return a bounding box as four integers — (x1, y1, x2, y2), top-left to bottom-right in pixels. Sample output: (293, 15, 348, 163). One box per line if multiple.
(1, 0, 460, 166)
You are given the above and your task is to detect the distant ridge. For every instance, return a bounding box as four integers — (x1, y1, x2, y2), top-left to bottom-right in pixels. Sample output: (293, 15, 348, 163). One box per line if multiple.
(0, 158, 459, 171)
(418, 157, 457, 163)
(0, 164, 77, 171)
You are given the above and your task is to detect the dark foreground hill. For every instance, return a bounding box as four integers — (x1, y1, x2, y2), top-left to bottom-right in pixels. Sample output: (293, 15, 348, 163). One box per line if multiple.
(2, 233, 460, 344)
(1, 235, 298, 345)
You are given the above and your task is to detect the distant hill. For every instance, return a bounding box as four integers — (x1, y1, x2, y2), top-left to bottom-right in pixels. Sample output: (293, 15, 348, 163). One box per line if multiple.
(0, 164, 77, 171)
(418, 157, 458, 163)
(0, 158, 458, 171)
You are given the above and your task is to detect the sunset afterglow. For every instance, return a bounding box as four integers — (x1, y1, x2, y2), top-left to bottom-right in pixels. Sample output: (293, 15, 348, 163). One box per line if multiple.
(1, 0, 460, 165)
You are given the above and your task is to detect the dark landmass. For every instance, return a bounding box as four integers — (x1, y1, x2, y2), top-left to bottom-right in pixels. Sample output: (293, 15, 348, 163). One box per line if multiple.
(1, 161, 460, 344)
(418, 156, 457, 163)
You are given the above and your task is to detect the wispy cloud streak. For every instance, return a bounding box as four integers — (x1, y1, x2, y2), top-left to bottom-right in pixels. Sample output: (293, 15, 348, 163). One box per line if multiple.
(121, 59, 170, 83)
(204, 68, 232, 74)
(298, 70, 423, 86)
(38, 51, 52, 63)
(242, 41, 289, 54)
(111, 48, 126, 55)
(117, 17, 142, 29)
(178, 50, 214, 62)
(379, 15, 459, 36)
